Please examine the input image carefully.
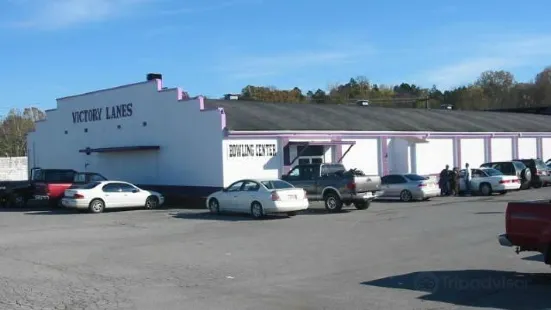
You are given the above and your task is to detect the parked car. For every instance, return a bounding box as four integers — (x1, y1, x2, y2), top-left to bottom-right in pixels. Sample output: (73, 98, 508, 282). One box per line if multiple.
(513, 158, 551, 188)
(281, 163, 382, 212)
(0, 168, 107, 208)
(61, 181, 164, 213)
(498, 199, 551, 266)
(378, 174, 440, 202)
(206, 179, 309, 219)
(480, 161, 531, 190)
(459, 168, 521, 195)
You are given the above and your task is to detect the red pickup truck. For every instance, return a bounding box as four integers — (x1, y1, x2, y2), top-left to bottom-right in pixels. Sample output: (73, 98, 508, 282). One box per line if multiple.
(498, 200, 551, 265)
(0, 168, 107, 208)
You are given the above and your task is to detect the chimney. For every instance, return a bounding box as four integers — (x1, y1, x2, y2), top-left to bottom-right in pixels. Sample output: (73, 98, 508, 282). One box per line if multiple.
(146, 73, 162, 81)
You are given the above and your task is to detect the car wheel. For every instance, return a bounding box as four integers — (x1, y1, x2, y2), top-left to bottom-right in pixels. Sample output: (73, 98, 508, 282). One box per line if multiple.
(533, 181, 543, 189)
(9, 193, 26, 208)
(354, 201, 370, 210)
(88, 199, 105, 214)
(324, 192, 343, 212)
(145, 196, 159, 209)
(399, 190, 413, 202)
(208, 198, 220, 214)
(251, 201, 264, 219)
(287, 211, 297, 217)
(479, 183, 492, 196)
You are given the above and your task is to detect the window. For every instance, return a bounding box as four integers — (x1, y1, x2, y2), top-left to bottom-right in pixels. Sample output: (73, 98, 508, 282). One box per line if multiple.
(383, 175, 407, 184)
(226, 181, 244, 192)
(79, 182, 102, 189)
(404, 174, 426, 181)
(102, 183, 122, 193)
(484, 169, 503, 176)
(512, 161, 526, 171)
(262, 180, 294, 190)
(242, 181, 260, 192)
(535, 159, 547, 170)
(89, 174, 108, 182)
(32, 170, 76, 182)
(288, 168, 300, 177)
(471, 169, 487, 178)
(119, 183, 138, 192)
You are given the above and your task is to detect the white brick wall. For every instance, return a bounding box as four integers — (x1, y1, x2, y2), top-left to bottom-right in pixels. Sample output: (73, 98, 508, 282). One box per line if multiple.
(0, 157, 28, 181)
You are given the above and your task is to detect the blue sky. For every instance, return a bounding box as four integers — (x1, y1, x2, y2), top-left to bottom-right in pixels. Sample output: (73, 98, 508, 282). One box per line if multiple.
(1, 0, 551, 112)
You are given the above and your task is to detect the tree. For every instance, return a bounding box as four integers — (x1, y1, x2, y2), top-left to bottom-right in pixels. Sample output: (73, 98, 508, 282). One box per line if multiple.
(0, 108, 45, 157)
(230, 64, 551, 110)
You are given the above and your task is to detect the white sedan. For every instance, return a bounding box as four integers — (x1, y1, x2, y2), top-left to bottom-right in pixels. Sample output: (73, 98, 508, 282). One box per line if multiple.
(459, 167, 521, 195)
(61, 181, 165, 213)
(206, 179, 309, 219)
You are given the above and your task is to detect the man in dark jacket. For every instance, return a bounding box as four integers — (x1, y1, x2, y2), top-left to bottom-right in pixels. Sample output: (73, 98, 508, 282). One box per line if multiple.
(451, 167, 460, 196)
(439, 165, 450, 195)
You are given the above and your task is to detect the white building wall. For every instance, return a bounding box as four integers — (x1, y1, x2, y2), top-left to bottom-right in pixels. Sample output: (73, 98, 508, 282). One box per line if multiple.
(490, 138, 513, 162)
(460, 138, 485, 168)
(518, 137, 537, 159)
(387, 138, 411, 174)
(542, 138, 551, 161)
(341, 138, 379, 175)
(414, 138, 454, 175)
(27, 80, 225, 187)
(222, 138, 280, 186)
(0, 157, 28, 181)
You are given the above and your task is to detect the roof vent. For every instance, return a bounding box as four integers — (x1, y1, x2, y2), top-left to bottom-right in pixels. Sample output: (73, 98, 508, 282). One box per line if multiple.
(146, 73, 162, 81)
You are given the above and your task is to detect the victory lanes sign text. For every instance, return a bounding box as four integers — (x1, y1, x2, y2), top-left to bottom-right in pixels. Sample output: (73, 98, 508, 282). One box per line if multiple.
(228, 143, 277, 158)
(72, 103, 133, 124)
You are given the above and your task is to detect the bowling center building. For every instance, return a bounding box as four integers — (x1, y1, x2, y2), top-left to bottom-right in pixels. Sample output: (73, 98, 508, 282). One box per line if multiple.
(27, 74, 551, 201)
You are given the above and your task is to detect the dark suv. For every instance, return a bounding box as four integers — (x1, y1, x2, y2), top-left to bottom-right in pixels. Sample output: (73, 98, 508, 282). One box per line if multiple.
(480, 161, 531, 190)
(514, 158, 551, 188)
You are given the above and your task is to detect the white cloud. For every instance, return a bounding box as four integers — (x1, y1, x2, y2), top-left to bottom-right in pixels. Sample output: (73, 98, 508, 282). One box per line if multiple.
(218, 46, 376, 79)
(421, 34, 551, 89)
(5, 0, 154, 29)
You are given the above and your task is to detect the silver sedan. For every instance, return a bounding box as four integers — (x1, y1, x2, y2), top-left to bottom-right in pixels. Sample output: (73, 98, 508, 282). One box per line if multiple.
(378, 174, 441, 202)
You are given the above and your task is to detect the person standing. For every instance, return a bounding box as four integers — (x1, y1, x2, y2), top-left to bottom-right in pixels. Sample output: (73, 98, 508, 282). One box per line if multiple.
(439, 165, 450, 195)
(464, 163, 471, 196)
(453, 167, 460, 196)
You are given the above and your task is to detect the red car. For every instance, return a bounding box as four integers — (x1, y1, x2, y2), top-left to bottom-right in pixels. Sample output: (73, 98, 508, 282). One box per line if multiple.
(498, 200, 551, 265)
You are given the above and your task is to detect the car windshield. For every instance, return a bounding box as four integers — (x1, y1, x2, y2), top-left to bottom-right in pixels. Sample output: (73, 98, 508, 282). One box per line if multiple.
(483, 169, 503, 176)
(261, 180, 295, 189)
(404, 174, 426, 181)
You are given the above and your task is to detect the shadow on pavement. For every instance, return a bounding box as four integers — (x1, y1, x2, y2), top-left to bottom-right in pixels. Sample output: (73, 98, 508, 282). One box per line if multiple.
(473, 211, 504, 215)
(171, 211, 289, 222)
(300, 208, 351, 215)
(523, 254, 544, 262)
(361, 269, 551, 310)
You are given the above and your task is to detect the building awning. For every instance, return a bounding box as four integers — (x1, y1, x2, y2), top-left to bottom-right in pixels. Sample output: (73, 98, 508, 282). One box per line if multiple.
(79, 146, 160, 154)
(288, 140, 356, 146)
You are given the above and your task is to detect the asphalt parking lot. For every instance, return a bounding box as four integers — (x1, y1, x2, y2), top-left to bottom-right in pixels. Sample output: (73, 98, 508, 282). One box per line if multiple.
(0, 190, 550, 310)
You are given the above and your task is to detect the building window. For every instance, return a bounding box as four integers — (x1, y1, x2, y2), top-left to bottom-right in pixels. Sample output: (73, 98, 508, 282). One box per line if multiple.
(117, 125, 121, 129)
(64, 130, 68, 134)
(84, 128, 88, 133)
(142, 121, 147, 127)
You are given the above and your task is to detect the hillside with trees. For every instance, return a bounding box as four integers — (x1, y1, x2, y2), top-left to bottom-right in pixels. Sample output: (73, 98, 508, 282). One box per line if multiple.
(233, 66, 551, 110)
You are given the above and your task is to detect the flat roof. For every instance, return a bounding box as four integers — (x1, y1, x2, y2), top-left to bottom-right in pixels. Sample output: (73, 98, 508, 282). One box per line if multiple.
(204, 99, 551, 132)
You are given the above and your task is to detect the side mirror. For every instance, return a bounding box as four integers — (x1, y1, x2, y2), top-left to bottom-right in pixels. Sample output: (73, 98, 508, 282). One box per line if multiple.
(132, 189, 139, 193)
(222, 188, 228, 192)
